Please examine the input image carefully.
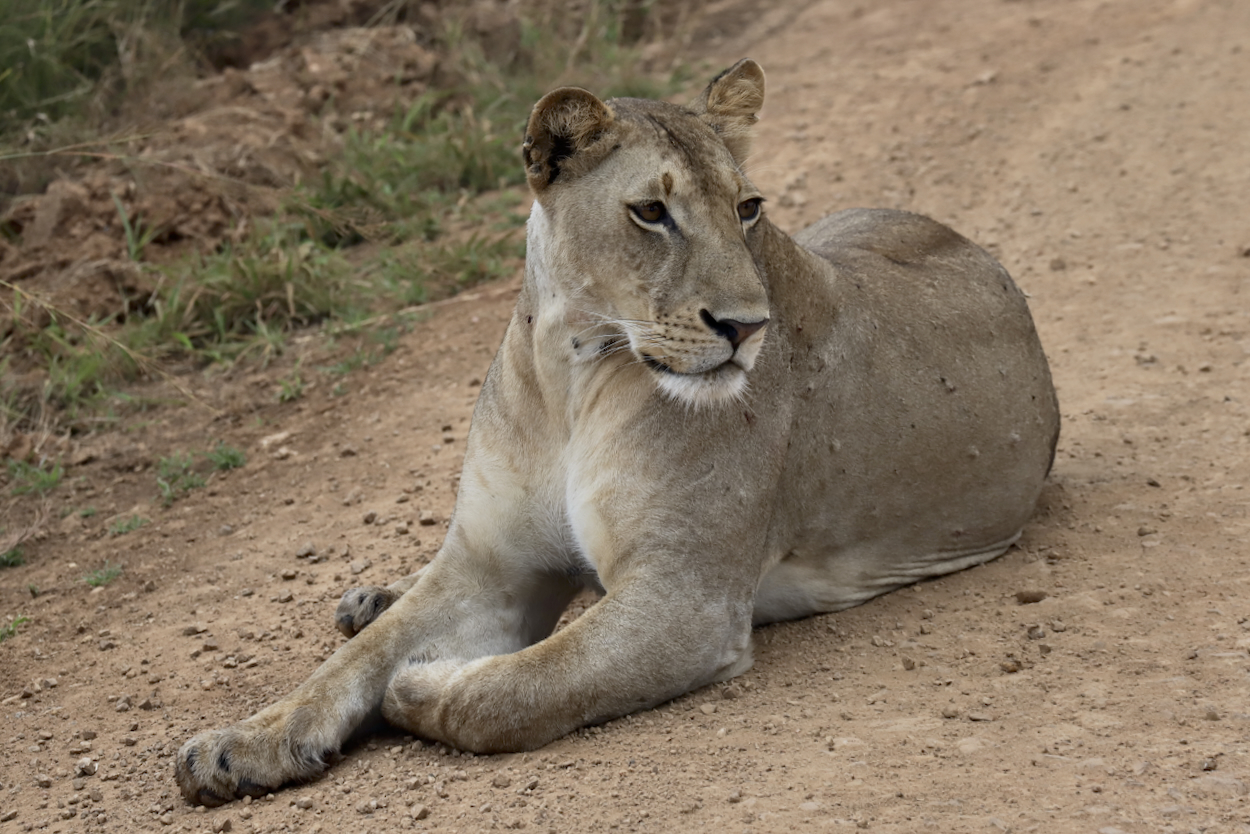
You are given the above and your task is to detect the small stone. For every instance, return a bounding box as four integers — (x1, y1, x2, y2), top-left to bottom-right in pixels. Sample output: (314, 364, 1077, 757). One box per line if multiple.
(138, 696, 157, 710)
(281, 568, 298, 580)
(122, 736, 137, 746)
(183, 623, 208, 636)
(967, 711, 993, 722)
(901, 656, 916, 671)
(940, 706, 960, 719)
(35, 773, 53, 788)
(75, 757, 97, 776)
(159, 811, 174, 825)
(143, 580, 157, 592)
(340, 446, 358, 457)
(1048, 257, 1067, 271)
(1000, 658, 1022, 673)
(295, 543, 316, 558)
(419, 510, 438, 526)
(212, 818, 233, 833)
(1049, 620, 1066, 632)
(0, 810, 17, 822)
(492, 774, 512, 789)
(294, 797, 314, 810)
(1203, 706, 1221, 721)
(81, 730, 97, 740)
(1027, 625, 1046, 640)
(1015, 589, 1048, 604)
(728, 790, 742, 803)
(699, 703, 718, 715)
(349, 559, 372, 575)
(276, 590, 294, 603)
(396, 495, 410, 504)
(219, 524, 234, 536)
(202, 637, 219, 651)
(98, 639, 116, 651)
(115, 696, 131, 713)
(1138, 526, 1157, 537)
(363, 511, 377, 525)
(412, 804, 430, 820)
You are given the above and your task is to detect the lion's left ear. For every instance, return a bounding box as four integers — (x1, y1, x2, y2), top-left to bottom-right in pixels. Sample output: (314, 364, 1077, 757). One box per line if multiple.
(690, 59, 766, 164)
(523, 87, 615, 193)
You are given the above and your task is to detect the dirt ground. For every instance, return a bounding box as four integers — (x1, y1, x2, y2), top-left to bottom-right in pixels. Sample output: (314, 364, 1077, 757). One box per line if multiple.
(4, 0, 1250, 831)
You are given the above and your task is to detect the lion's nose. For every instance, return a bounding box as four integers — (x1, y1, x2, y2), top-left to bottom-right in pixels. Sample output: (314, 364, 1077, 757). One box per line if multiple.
(700, 310, 769, 348)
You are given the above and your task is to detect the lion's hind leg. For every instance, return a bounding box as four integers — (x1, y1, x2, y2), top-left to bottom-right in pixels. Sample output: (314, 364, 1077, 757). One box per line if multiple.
(752, 534, 1021, 626)
(336, 568, 425, 637)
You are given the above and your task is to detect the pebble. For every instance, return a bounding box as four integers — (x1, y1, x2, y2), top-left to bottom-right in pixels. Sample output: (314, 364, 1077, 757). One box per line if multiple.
(363, 511, 377, 525)
(115, 696, 131, 712)
(212, 818, 233, 833)
(492, 774, 512, 789)
(183, 623, 208, 636)
(219, 525, 234, 536)
(419, 510, 439, 526)
(941, 706, 960, 719)
(35, 773, 52, 788)
(967, 712, 993, 722)
(281, 568, 298, 580)
(294, 797, 314, 810)
(699, 703, 718, 715)
(411, 804, 430, 820)
(350, 559, 372, 575)
(0, 810, 16, 822)
(296, 542, 317, 558)
(276, 590, 294, 603)
(901, 656, 916, 671)
(1027, 625, 1046, 640)
(75, 757, 97, 776)
(1015, 589, 1048, 604)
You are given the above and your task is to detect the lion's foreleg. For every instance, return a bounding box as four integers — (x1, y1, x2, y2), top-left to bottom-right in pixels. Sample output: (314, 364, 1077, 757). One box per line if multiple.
(175, 550, 580, 805)
(381, 584, 754, 752)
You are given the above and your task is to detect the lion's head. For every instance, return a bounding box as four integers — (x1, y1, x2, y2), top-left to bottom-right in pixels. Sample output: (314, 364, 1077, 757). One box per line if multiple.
(521, 60, 771, 407)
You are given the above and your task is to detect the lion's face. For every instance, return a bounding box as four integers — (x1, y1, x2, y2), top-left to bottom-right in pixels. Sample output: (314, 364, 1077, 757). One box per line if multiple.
(524, 79, 771, 407)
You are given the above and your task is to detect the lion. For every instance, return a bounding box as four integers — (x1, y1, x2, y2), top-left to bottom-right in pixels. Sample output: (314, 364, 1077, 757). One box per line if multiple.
(175, 59, 1059, 806)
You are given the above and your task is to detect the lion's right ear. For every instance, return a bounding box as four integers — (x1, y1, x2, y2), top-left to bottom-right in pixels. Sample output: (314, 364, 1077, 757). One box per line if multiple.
(691, 59, 766, 165)
(523, 87, 615, 192)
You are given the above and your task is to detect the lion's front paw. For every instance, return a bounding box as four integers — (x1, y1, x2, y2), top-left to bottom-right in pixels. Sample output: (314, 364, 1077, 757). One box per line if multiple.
(175, 722, 330, 807)
(335, 586, 399, 638)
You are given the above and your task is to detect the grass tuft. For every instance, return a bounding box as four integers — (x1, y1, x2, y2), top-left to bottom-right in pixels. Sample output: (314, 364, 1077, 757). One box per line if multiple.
(1, 546, 23, 567)
(156, 451, 205, 506)
(83, 560, 123, 586)
(0, 615, 30, 642)
(7, 457, 64, 496)
(107, 514, 147, 536)
(205, 441, 245, 471)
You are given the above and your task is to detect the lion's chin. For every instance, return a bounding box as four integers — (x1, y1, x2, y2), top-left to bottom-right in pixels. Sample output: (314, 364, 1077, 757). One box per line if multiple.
(650, 361, 749, 408)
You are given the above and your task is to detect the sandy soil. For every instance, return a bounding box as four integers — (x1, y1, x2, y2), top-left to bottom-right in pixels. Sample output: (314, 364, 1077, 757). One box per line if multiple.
(4, 0, 1250, 831)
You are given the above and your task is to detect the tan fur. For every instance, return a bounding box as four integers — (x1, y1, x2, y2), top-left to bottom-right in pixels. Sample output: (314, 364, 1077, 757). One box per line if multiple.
(174, 60, 1059, 806)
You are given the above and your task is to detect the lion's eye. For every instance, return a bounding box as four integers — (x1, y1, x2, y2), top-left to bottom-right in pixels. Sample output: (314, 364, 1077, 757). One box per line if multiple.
(737, 198, 762, 222)
(632, 202, 668, 224)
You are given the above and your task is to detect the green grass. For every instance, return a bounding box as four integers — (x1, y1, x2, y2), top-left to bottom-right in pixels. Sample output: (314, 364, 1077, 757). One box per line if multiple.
(83, 561, 123, 586)
(1, 2, 686, 435)
(0, 0, 274, 131)
(156, 451, 205, 505)
(0, 615, 30, 642)
(205, 441, 245, 471)
(6, 457, 64, 496)
(107, 514, 147, 535)
(0, 546, 23, 567)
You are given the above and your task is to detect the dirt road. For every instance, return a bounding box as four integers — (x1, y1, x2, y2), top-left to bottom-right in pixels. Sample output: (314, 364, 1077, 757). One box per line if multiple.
(3, 0, 1250, 831)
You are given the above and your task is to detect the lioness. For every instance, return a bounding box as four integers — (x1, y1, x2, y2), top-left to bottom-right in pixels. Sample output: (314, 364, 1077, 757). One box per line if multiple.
(175, 59, 1059, 805)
